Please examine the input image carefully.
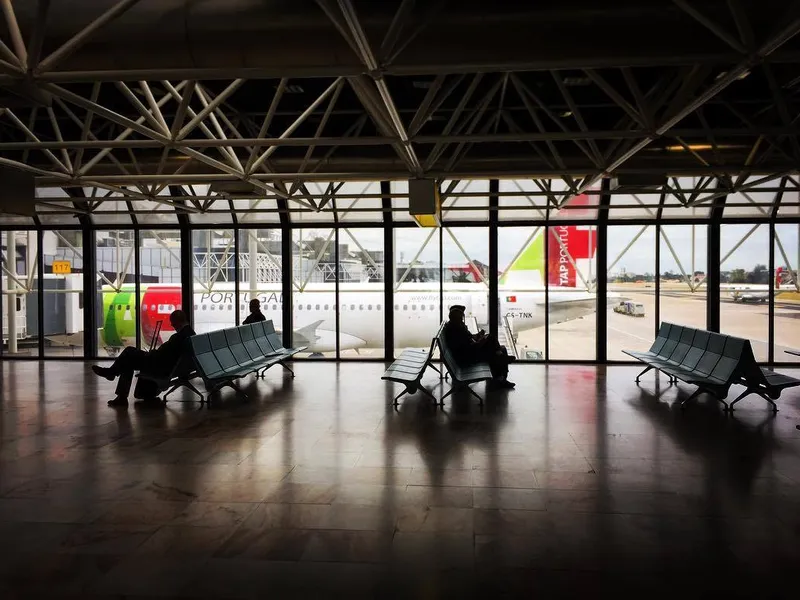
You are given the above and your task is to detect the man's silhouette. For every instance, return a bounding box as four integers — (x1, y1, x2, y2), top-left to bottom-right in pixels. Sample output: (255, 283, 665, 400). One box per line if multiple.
(243, 298, 266, 324)
(92, 309, 195, 407)
(443, 305, 515, 389)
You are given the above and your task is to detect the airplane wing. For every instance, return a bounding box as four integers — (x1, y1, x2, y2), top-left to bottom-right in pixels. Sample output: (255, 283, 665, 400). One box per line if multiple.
(293, 320, 325, 344)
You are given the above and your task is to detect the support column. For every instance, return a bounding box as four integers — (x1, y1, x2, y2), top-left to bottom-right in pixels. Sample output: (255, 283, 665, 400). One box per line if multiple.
(82, 224, 97, 358)
(6, 230, 17, 354)
(707, 196, 724, 332)
(381, 181, 394, 359)
(596, 178, 610, 363)
(279, 199, 292, 346)
(489, 179, 499, 342)
(37, 229, 44, 357)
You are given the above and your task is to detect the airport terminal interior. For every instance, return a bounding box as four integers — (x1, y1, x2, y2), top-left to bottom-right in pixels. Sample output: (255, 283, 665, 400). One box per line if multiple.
(1, 1, 800, 597)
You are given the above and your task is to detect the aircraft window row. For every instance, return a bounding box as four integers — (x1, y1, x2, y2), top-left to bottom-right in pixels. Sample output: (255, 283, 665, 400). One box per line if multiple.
(295, 304, 384, 311)
(141, 304, 176, 313)
(114, 304, 131, 311)
(193, 304, 235, 311)
(394, 304, 436, 311)
(239, 305, 279, 311)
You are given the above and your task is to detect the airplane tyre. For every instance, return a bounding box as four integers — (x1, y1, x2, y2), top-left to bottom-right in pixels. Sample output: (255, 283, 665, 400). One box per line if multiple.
(309, 352, 324, 358)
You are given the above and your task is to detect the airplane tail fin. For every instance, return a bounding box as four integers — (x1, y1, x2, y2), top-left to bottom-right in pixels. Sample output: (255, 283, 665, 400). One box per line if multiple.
(502, 194, 598, 288)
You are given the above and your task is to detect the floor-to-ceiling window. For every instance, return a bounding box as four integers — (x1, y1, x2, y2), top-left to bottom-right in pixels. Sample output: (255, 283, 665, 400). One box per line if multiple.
(393, 227, 441, 356)
(192, 229, 236, 333)
(292, 228, 337, 358)
(659, 224, 707, 331)
(338, 227, 384, 359)
(720, 223, 770, 361)
(606, 225, 656, 359)
(95, 229, 136, 357)
(139, 230, 181, 349)
(1, 230, 39, 356)
(237, 228, 283, 328)
(42, 230, 84, 357)
(774, 223, 800, 362)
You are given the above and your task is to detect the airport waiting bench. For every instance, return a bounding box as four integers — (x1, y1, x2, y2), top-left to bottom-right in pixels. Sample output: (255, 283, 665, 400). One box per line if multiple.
(190, 320, 306, 401)
(624, 322, 800, 412)
(382, 323, 444, 406)
(438, 326, 493, 406)
(136, 349, 204, 402)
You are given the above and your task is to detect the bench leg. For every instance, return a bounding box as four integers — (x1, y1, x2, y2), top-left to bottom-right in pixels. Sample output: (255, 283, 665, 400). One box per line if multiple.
(210, 380, 248, 400)
(680, 387, 729, 411)
(427, 362, 441, 376)
(417, 385, 440, 407)
(635, 365, 653, 383)
(467, 384, 484, 407)
(164, 381, 204, 403)
(392, 387, 410, 407)
(278, 361, 295, 378)
(729, 389, 778, 413)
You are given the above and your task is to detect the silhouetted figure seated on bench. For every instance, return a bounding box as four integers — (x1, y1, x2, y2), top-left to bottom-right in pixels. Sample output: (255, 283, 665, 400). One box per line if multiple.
(92, 310, 195, 408)
(243, 298, 266, 324)
(443, 304, 515, 390)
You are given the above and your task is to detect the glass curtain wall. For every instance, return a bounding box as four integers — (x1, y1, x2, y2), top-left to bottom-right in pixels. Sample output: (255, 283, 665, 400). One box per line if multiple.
(95, 230, 136, 357)
(2, 230, 39, 356)
(192, 229, 236, 333)
(606, 226, 656, 359)
(338, 228, 384, 359)
(42, 230, 84, 357)
(659, 225, 707, 330)
(237, 229, 283, 326)
(139, 230, 181, 349)
(548, 225, 598, 360)
(393, 227, 441, 356)
(774, 223, 800, 362)
(720, 224, 770, 361)
(293, 228, 337, 358)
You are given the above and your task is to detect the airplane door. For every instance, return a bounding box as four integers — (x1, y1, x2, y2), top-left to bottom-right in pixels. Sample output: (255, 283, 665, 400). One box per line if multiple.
(473, 293, 488, 325)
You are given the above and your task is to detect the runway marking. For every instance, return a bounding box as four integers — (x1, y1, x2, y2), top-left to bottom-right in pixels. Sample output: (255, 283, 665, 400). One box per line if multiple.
(608, 325, 654, 344)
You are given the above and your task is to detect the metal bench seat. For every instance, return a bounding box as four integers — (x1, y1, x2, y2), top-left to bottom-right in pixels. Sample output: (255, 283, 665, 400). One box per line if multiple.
(381, 324, 444, 407)
(624, 321, 800, 412)
(437, 328, 493, 406)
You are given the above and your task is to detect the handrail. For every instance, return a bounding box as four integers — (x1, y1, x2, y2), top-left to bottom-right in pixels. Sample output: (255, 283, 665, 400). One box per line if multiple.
(503, 313, 520, 359)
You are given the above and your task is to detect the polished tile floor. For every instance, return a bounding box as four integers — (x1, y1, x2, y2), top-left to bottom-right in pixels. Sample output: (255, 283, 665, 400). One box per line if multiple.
(0, 360, 799, 599)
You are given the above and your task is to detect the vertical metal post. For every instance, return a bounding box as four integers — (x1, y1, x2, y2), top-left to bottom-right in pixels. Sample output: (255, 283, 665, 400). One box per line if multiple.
(654, 223, 661, 337)
(438, 221, 443, 325)
(334, 227, 340, 359)
(279, 199, 292, 346)
(37, 229, 44, 357)
(6, 230, 17, 354)
(596, 178, 610, 363)
(544, 212, 550, 361)
(180, 222, 194, 326)
(381, 181, 394, 359)
(768, 220, 775, 364)
(83, 225, 97, 358)
(233, 227, 240, 326)
(249, 228, 259, 304)
(134, 228, 141, 349)
(706, 197, 723, 332)
(489, 179, 499, 342)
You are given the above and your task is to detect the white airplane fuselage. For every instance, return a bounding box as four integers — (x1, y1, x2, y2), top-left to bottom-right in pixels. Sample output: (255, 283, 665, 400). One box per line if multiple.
(185, 282, 600, 352)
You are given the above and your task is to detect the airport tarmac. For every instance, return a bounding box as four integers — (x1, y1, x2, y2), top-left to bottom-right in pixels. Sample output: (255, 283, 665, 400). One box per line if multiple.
(515, 289, 800, 363)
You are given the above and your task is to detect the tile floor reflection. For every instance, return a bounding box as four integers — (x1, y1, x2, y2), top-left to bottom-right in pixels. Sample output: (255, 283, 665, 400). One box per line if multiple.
(0, 361, 798, 598)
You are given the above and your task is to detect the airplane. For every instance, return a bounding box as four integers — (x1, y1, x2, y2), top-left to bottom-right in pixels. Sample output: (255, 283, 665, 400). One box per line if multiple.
(723, 267, 796, 303)
(98, 225, 610, 353)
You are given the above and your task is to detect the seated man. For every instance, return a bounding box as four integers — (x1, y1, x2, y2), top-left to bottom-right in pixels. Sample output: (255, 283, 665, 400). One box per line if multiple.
(243, 298, 266, 324)
(92, 309, 196, 407)
(443, 305, 515, 389)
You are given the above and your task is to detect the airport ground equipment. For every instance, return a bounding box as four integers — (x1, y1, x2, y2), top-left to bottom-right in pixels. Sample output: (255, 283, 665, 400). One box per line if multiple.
(189, 320, 305, 402)
(437, 327, 494, 406)
(382, 323, 444, 407)
(625, 322, 800, 412)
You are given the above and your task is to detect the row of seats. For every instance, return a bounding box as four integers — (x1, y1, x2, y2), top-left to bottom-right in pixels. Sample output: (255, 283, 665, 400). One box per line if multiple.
(190, 320, 306, 399)
(625, 322, 799, 411)
(381, 323, 444, 406)
(437, 326, 493, 406)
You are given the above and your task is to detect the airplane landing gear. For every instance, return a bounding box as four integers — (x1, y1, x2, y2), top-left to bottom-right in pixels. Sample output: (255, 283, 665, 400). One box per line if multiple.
(309, 352, 324, 358)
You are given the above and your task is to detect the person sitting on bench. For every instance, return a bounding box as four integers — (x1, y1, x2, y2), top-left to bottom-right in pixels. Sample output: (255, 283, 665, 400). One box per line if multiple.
(92, 310, 195, 407)
(443, 304, 515, 389)
(243, 298, 266, 324)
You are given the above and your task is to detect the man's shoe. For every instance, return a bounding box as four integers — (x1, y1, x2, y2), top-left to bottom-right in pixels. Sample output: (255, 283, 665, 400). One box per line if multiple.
(507, 356, 517, 363)
(92, 365, 115, 381)
(489, 379, 515, 390)
(107, 396, 128, 407)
